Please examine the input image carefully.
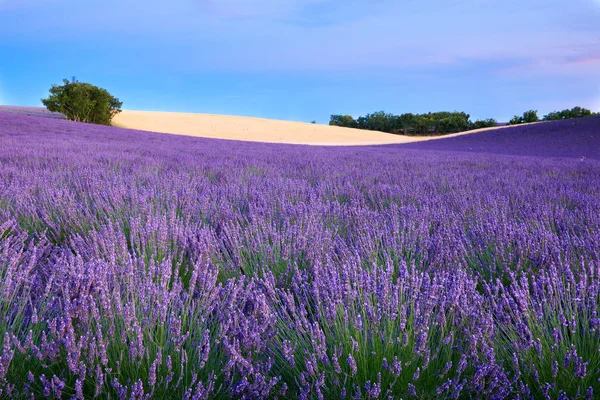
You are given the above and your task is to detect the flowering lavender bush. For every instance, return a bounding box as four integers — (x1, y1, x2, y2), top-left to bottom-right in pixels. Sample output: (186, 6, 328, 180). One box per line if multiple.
(0, 112, 599, 399)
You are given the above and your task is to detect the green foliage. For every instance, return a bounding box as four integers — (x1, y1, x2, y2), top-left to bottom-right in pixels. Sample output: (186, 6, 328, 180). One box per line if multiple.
(509, 115, 522, 125)
(543, 106, 595, 121)
(42, 78, 123, 125)
(331, 111, 501, 136)
(357, 111, 399, 132)
(470, 118, 498, 129)
(521, 110, 539, 123)
(493, 272, 600, 399)
(329, 114, 358, 128)
(333, 110, 480, 136)
(543, 111, 562, 121)
(511, 106, 600, 125)
(509, 110, 539, 125)
(332, 110, 524, 135)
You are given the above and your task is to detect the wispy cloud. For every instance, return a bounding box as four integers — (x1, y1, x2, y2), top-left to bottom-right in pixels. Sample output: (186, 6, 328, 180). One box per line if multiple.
(565, 53, 600, 66)
(497, 50, 600, 79)
(1, 0, 599, 75)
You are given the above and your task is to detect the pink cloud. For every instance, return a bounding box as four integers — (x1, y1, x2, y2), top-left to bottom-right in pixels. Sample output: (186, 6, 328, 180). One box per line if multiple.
(496, 52, 600, 79)
(566, 54, 600, 66)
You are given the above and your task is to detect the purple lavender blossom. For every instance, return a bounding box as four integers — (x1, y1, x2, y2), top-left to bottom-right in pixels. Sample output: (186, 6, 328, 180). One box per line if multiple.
(0, 112, 598, 398)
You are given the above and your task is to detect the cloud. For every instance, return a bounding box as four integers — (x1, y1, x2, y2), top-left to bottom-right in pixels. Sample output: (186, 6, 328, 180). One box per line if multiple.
(1, 0, 599, 75)
(496, 50, 600, 79)
(173, 1, 600, 72)
(566, 53, 600, 66)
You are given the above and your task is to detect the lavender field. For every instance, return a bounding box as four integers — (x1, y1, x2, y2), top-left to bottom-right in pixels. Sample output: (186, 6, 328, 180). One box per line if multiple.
(0, 111, 599, 399)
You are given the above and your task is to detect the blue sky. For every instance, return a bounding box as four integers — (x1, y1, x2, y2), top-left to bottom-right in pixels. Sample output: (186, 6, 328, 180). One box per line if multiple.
(0, 0, 599, 123)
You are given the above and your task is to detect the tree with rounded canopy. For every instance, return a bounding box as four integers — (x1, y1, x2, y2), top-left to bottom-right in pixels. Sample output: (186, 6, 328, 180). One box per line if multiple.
(42, 78, 123, 125)
(509, 110, 539, 125)
(521, 110, 539, 123)
(329, 114, 358, 128)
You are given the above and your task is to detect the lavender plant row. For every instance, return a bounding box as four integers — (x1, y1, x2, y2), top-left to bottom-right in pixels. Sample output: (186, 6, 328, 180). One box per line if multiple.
(0, 112, 599, 399)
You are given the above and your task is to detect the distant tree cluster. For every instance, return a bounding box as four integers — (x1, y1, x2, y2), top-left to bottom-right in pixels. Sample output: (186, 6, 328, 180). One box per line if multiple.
(543, 106, 598, 121)
(329, 111, 497, 136)
(329, 115, 359, 128)
(509, 106, 599, 125)
(469, 118, 500, 130)
(42, 78, 122, 125)
(509, 110, 540, 125)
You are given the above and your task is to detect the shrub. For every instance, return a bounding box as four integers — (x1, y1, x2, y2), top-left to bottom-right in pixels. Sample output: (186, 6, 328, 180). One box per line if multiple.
(42, 78, 123, 125)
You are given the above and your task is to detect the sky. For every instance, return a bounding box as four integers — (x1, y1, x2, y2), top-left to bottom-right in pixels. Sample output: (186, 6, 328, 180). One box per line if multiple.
(0, 0, 599, 123)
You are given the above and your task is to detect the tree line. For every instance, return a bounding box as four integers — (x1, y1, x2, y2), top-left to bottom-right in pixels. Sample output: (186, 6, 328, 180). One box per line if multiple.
(329, 111, 497, 136)
(331, 106, 599, 134)
(509, 106, 599, 125)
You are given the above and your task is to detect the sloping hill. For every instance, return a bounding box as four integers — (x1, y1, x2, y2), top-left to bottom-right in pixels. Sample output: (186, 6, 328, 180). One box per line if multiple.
(111, 111, 535, 146)
(110, 110, 423, 145)
(401, 117, 600, 160)
(0, 107, 504, 146)
(2, 107, 597, 156)
(0, 106, 66, 119)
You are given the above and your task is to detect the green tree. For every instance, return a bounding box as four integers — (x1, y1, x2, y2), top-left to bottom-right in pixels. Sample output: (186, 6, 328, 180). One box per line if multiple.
(509, 110, 539, 125)
(360, 111, 396, 132)
(330, 109, 500, 135)
(544, 107, 594, 121)
(543, 111, 563, 121)
(329, 115, 358, 128)
(521, 110, 539, 123)
(470, 118, 498, 129)
(42, 78, 123, 125)
(568, 106, 592, 118)
(509, 115, 522, 125)
(397, 113, 416, 134)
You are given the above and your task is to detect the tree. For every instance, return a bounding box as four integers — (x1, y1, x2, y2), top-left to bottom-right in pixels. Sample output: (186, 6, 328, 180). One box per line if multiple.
(569, 106, 592, 118)
(397, 113, 416, 134)
(521, 110, 539, 123)
(543, 111, 563, 121)
(544, 106, 594, 121)
(329, 109, 500, 135)
(360, 111, 396, 132)
(470, 118, 497, 129)
(329, 115, 358, 128)
(42, 78, 122, 125)
(509, 110, 539, 125)
(509, 115, 522, 125)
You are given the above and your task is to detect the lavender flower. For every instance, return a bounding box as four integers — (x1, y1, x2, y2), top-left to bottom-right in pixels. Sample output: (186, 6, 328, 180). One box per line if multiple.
(0, 111, 598, 399)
